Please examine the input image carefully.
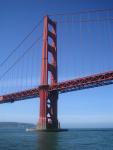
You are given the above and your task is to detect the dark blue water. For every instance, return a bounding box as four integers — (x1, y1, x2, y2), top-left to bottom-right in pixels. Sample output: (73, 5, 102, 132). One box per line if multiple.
(0, 123, 113, 150)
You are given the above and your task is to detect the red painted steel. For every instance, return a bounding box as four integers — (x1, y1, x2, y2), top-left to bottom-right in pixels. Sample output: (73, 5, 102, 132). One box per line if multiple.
(0, 88, 39, 103)
(37, 16, 59, 130)
(0, 71, 113, 104)
(49, 71, 113, 93)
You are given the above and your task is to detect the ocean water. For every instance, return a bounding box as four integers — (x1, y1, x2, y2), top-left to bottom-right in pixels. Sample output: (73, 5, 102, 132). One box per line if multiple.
(0, 123, 113, 150)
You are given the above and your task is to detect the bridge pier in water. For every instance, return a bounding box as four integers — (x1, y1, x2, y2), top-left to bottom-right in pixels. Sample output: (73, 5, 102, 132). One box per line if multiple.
(37, 85, 59, 130)
(37, 16, 61, 131)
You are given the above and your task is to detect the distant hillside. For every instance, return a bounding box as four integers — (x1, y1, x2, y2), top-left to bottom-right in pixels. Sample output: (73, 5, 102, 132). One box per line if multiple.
(0, 122, 35, 128)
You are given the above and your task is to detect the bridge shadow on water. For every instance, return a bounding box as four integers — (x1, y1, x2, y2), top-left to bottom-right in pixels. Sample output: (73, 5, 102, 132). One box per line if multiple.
(36, 132, 59, 150)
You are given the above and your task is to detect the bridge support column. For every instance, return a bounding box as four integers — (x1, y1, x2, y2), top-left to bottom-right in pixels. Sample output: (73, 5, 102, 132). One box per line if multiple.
(37, 16, 60, 131)
(37, 86, 59, 130)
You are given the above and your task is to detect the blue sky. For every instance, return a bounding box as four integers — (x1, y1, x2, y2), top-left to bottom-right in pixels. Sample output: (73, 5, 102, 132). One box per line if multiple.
(0, 0, 113, 128)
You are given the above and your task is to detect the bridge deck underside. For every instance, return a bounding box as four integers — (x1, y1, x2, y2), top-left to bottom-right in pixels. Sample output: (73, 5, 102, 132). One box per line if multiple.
(0, 71, 113, 104)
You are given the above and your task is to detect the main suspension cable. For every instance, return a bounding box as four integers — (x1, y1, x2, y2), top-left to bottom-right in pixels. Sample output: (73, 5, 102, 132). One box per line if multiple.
(48, 8, 113, 17)
(0, 17, 43, 67)
(0, 36, 42, 80)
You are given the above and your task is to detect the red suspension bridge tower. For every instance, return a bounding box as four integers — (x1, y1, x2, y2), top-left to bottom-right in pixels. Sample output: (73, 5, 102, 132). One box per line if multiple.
(1, 9, 113, 131)
(37, 16, 60, 130)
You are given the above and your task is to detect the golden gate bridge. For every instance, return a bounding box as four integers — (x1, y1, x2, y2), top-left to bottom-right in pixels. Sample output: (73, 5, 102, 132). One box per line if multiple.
(0, 8, 113, 131)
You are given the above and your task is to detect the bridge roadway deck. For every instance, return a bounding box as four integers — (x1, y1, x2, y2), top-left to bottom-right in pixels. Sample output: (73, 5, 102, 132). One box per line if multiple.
(0, 71, 113, 104)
